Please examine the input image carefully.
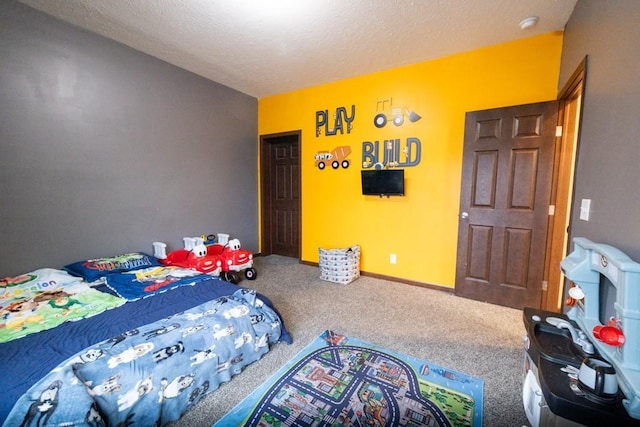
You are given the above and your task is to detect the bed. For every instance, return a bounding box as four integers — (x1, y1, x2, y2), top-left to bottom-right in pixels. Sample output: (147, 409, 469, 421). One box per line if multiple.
(0, 254, 291, 426)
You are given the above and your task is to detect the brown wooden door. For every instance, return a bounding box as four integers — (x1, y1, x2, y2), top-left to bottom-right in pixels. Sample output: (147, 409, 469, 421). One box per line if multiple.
(260, 132, 301, 258)
(455, 101, 558, 309)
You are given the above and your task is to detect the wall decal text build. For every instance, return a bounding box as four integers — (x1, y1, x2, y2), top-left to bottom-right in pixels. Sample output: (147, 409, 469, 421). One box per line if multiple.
(362, 138, 421, 168)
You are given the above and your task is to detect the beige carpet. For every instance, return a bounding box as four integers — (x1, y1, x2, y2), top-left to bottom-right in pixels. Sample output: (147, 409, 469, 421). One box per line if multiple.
(170, 255, 529, 427)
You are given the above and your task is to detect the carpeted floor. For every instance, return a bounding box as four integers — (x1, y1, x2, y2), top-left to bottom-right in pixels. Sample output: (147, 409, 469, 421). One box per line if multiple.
(170, 255, 529, 427)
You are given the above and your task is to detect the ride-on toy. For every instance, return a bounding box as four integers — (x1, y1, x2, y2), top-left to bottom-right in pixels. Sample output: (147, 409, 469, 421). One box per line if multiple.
(152, 235, 257, 284)
(206, 238, 257, 284)
(153, 238, 222, 276)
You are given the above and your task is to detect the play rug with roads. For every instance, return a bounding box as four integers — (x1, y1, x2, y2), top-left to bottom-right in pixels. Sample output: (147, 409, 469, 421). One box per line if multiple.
(215, 330, 483, 427)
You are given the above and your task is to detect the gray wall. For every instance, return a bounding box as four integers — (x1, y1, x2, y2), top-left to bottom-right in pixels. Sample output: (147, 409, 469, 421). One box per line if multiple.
(0, 1, 258, 277)
(559, 0, 640, 260)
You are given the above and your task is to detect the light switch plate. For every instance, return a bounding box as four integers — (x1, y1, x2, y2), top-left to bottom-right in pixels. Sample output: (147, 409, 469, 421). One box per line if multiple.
(580, 199, 591, 221)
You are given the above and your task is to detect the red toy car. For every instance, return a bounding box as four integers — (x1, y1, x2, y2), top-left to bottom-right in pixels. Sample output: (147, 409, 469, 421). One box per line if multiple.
(159, 243, 222, 276)
(206, 238, 257, 283)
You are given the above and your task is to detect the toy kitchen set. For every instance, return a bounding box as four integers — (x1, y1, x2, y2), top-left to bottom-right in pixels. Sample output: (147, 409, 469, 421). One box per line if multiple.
(523, 238, 640, 426)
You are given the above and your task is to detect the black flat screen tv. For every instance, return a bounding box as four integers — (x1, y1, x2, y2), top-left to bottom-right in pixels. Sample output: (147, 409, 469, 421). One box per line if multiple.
(361, 169, 405, 196)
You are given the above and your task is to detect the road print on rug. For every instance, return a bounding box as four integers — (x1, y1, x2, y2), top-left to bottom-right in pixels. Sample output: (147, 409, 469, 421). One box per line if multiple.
(215, 330, 483, 427)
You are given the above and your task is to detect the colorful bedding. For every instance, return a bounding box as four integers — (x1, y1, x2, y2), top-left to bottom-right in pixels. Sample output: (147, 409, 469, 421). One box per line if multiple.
(104, 265, 213, 301)
(0, 275, 291, 426)
(64, 252, 161, 282)
(4, 288, 283, 426)
(0, 273, 125, 343)
(1, 268, 84, 302)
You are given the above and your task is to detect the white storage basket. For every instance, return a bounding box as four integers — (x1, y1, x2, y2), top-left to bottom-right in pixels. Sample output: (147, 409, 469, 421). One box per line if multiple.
(318, 245, 360, 284)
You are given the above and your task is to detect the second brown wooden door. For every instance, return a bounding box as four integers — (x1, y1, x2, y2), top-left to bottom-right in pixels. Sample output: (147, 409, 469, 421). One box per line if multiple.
(455, 101, 558, 309)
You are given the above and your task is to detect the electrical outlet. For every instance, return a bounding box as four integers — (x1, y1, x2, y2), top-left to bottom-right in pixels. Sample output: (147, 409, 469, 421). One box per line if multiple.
(390, 254, 397, 264)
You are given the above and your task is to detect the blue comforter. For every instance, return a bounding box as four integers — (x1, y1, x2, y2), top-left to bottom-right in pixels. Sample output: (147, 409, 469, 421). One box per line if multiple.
(0, 278, 291, 426)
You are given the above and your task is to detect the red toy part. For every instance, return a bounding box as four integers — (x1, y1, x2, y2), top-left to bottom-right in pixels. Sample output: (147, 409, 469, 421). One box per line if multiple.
(207, 239, 257, 283)
(593, 317, 626, 347)
(160, 248, 222, 275)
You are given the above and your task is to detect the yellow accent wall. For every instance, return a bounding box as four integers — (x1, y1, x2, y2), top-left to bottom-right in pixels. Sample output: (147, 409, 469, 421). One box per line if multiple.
(258, 32, 563, 288)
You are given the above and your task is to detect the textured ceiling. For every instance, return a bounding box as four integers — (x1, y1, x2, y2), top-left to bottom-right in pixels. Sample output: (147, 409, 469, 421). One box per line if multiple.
(19, 0, 578, 98)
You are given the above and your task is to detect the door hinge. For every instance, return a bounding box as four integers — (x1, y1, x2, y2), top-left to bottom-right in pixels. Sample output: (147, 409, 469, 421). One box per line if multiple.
(542, 280, 548, 291)
(555, 126, 563, 137)
(549, 205, 555, 216)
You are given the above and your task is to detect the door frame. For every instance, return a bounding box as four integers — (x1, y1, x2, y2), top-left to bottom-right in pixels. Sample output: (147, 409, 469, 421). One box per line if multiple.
(259, 130, 302, 258)
(541, 57, 587, 312)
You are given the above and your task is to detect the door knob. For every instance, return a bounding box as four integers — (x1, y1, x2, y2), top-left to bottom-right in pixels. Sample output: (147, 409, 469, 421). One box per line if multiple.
(460, 212, 469, 219)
